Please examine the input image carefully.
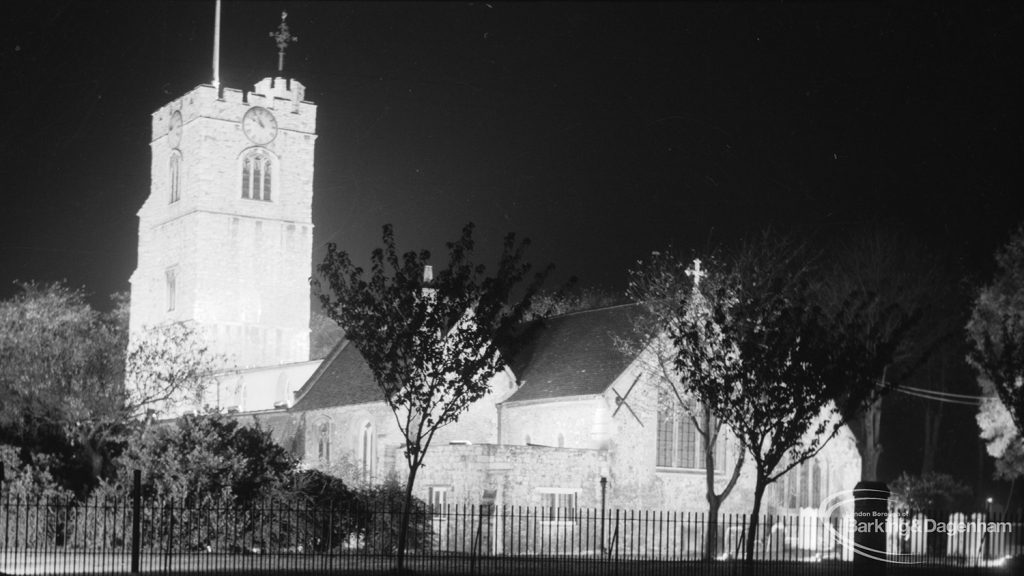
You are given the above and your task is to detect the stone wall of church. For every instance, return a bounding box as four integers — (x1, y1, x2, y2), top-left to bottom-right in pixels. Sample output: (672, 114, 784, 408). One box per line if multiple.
(131, 80, 317, 369)
(495, 364, 861, 514)
(231, 409, 304, 457)
(500, 397, 602, 449)
(430, 369, 515, 446)
(416, 444, 609, 509)
(192, 211, 313, 367)
(301, 403, 405, 485)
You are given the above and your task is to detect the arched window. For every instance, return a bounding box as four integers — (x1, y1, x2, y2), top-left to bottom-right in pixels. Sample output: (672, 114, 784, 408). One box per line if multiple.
(655, 404, 700, 469)
(361, 422, 376, 483)
(811, 460, 822, 506)
(786, 463, 799, 508)
(524, 434, 531, 445)
(169, 151, 182, 203)
(317, 421, 331, 464)
(557, 433, 565, 448)
(241, 150, 273, 201)
(799, 461, 811, 508)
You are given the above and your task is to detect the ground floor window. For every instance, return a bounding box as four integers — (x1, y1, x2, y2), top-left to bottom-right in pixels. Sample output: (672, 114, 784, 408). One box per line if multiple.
(538, 489, 578, 520)
(428, 486, 450, 509)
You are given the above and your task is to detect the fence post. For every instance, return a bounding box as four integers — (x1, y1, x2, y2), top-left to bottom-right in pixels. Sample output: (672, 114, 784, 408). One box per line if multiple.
(165, 497, 175, 573)
(131, 469, 141, 573)
(600, 477, 607, 556)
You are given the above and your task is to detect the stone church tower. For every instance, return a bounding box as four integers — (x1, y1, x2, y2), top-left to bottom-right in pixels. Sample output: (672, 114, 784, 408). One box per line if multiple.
(129, 77, 317, 369)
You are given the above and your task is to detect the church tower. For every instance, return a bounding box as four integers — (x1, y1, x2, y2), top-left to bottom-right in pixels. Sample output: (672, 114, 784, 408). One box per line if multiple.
(129, 32, 316, 369)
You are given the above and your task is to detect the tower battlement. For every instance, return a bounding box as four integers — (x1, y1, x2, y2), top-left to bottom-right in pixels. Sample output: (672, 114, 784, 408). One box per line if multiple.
(250, 77, 307, 111)
(150, 80, 315, 143)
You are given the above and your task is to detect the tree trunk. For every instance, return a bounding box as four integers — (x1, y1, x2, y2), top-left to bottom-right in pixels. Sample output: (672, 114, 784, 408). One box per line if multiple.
(744, 473, 767, 566)
(921, 360, 947, 476)
(703, 409, 744, 560)
(396, 461, 420, 573)
(858, 395, 884, 481)
(921, 403, 943, 475)
(703, 409, 718, 560)
(706, 493, 721, 560)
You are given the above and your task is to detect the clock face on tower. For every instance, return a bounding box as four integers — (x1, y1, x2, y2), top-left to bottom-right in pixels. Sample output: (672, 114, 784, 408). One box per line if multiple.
(242, 106, 278, 145)
(168, 110, 183, 148)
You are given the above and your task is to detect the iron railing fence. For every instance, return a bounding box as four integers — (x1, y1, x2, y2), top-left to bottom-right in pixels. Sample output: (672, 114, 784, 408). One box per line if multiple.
(1, 490, 1021, 575)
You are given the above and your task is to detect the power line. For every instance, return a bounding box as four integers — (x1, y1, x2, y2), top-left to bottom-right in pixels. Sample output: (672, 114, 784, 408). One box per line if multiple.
(901, 385, 993, 401)
(895, 385, 993, 406)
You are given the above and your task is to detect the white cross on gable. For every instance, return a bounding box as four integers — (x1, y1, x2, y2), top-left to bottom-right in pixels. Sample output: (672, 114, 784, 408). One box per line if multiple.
(685, 258, 706, 289)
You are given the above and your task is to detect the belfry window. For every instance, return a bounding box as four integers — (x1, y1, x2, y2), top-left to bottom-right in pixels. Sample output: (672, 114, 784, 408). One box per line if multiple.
(169, 152, 182, 203)
(241, 151, 273, 201)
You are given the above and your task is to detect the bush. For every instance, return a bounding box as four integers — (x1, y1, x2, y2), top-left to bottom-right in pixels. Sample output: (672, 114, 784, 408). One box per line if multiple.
(890, 471, 972, 513)
(355, 477, 432, 553)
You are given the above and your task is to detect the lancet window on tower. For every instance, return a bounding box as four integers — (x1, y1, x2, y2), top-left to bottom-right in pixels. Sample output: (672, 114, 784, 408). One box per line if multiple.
(165, 267, 177, 312)
(169, 152, 182, 203)
(241, 151, 273, 201)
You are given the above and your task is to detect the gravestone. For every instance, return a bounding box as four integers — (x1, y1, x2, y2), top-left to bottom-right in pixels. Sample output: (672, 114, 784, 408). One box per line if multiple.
(946, 512, 967, 557)
(909, 513, 929, 556)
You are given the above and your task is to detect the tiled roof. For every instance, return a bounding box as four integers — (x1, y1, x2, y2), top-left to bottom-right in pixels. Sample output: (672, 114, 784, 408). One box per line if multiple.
(290, 303, 643, 410)
(290, 339, 382, 411)
(504, 303, 641, 403)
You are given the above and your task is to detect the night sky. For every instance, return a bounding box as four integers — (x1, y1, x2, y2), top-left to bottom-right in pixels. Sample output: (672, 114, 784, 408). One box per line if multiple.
(3, 2, 1023, 497)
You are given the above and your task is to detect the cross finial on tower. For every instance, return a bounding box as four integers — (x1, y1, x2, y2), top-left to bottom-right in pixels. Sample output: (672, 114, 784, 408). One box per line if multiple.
(269, 11, 298, 73)
(685, 258, 706, 290)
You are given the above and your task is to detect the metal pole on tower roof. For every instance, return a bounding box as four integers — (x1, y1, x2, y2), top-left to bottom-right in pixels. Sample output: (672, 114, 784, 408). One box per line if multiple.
(212, 0, 222, 90)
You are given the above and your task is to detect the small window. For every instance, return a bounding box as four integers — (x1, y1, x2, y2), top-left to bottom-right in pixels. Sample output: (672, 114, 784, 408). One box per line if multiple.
(165, 268, 177, 312)
(169, 152, 181, 203)
(361, 422, 377, 483)
(538, 490, 577, 520)
(317, 421, 331, 464)
(241, 150, 273, 201)
(557, 433, 565, 448)
(428, 486, 449, 509)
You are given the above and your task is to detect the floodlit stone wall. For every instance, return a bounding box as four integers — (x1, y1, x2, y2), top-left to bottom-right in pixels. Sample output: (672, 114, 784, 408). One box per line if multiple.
(416, 444, 609, 508)
(130, 79, 316, 372)
(496, 362, 861, 514)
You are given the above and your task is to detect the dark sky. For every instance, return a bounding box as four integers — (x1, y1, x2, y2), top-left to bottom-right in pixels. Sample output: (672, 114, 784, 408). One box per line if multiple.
(3, 1, 1022, 305)
(2, 1, 1023, 500)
